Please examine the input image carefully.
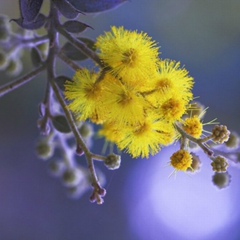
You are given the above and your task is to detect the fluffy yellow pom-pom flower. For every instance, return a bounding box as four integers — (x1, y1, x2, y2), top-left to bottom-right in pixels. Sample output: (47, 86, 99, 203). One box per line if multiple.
(183, 116, 203, 138)
(170, 150, 193, 171)
(65, 69, 107, 124)
(117, 116, 177, 158)
(95, 26, 159, 81)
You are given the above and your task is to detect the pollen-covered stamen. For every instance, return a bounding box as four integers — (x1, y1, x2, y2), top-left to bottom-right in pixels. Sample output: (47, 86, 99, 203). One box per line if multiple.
(85, 82, 102, 100)
(183, 116, 203, 138)
(118, 91, 133, 106)
(156, 78, 173, 92)
(161, 98, 186, 122)
(170, 149, 193, 171)
(122, 48, 137, 66)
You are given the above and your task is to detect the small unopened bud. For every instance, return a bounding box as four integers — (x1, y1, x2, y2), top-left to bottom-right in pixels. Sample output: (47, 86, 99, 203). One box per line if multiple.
(212, 172, 231, 189)
(62, 168, 84, 187)
(187, 153, 201, 173)
(6, 59, 23, 76)
(225, 132, 239, 149)
(48, 159, 66, 177)
(211, 125, 230, 144)
(76, 145, 84, 156)
(0, 15, 11, 42)
(104, 154, 121, 170)
(79, 123, 93, 138)
(211, 156, 229, 173)
(0, 50, 9, 70)
(36, 139, 54, 160)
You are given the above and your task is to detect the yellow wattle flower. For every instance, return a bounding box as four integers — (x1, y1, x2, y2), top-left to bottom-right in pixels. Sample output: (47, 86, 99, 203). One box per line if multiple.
(65, 69, 107, 124)
(170, 150, 193, 171)
(183, 116, 203, 138)
(95, 26, 159, 81)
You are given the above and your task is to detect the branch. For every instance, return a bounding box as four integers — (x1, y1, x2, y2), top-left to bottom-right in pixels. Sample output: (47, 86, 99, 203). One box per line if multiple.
(58, 50, 82, 72)
(175, 123, 214, 157)
(0, 65, 45, 98)
(57, 25, 104, 67)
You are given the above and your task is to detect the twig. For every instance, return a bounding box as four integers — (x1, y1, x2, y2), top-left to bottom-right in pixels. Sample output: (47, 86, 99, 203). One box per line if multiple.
(57, 25, 104, 67)
(0, 64, 45, 98)
(58, 50, 82, 72)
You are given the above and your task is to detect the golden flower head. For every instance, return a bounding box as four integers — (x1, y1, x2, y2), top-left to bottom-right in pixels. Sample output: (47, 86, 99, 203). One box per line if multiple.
(95, 26, 159, 81)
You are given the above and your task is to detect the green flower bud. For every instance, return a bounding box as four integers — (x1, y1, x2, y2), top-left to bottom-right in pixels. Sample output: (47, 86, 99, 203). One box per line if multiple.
(48, 159, 66, 177)
(225, 132, 239, 149)
(36, 139, 54, 160)
(187, 153, 201, 173)
(62, 168, 84, 187)
(104, 154, 121, 170)
(79, 123, 93, 138)
(212, 172, 231, 189)
(0, 15, 11, 42)
(0, 50, 9, 70)
(6, 59, 23, 76)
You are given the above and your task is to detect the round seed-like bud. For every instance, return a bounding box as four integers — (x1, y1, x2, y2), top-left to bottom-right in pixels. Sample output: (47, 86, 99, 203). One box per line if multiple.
(170, 149, 193, 172)
(62, 168, 83, 187)
(0, 50, 9, 70)
(187, 153, 201, 173)
(36, 140, 54, 160)
(48, 159, 66, 177)
(211, 156, 229, 173)
(225, 132, 239, 149)
(6, 59, 23, 76)
(212, 125, 230, 144)
(104, 154, 121, 170)
(212, 172, 231, 189)
(79, 123, 93, 138)
(0, 15, 11, 42)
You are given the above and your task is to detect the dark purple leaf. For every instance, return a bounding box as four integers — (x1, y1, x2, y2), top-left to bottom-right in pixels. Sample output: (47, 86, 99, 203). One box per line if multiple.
(61, 38, 96, 61)
(11, 14, 46, 30)
(63, 21, 93, 33)
(55, 75, 72, 91)
(52, 115, 71, 133)
(19, 0, 43, 22)
(66, 0, 127, 13)
(31, 47, 42, 67)
(53, 0, 80, 19)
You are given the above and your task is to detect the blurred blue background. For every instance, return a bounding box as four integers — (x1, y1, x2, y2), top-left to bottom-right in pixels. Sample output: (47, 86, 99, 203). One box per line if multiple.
(1, 1, 240, 239)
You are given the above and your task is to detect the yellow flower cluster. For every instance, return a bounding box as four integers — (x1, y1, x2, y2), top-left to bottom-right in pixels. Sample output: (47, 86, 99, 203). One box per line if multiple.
(65, 26, 194, 158)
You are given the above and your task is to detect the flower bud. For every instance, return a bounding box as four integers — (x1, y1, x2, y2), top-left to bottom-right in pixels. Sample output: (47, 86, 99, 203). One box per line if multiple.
(225, 132, 239, 149)
(211, 156, 228, 173)
(6, 59, 23, 76)
(212, 172, 231, 189)
(48, 159, 66, 177)
(187, 153, 201, 173)
(62, 168, 84, 187)
(104, 154, 121, 170)
(79, 123, 93, 138)
(36, 139, 54, 160)
(211, 125, 230, 144)
(0, 15, 11, 42)
(0, 50, 9, 70)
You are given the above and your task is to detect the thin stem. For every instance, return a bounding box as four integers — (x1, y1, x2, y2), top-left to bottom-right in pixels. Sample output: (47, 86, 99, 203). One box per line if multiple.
(58, 50, 82, 71)
(57, 25, 104, 67)
(0, 64, 45, 98)
(50, 79, 90, 155)
(175, 123, 214, 157)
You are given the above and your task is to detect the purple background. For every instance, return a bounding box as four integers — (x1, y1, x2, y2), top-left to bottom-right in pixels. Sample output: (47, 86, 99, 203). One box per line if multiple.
(1, 1, 240, 240)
